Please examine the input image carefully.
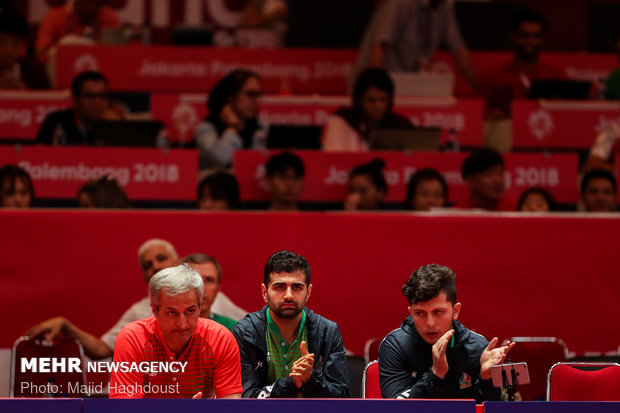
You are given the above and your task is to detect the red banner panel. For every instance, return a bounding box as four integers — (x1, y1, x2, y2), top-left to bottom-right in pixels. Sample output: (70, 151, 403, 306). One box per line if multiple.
(512, 100, 620, 149)
(55, 46, 616, 98)
(0, 92, 71, 140)
(151, 93, 484, 146)
(55, 46, 357, 95)
(0, 146, 197, 201)
(2, 210, 619, 357)
(234, 151, 579, 204)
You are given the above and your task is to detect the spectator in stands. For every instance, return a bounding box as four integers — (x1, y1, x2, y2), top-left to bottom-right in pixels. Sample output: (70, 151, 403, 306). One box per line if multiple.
(0, 10, 50, 90)
(182, 253, 237, 331)
(35, 0, 120, 62)
(345, 158, 388, 211)
(77, 175, 130, 208)
(265, 152, 305, 211)
(0, 164, 34, 208)
(232, 250, 350, 398)
(458, 148, 511, 211)
(405, 168, 448, 211)
(196, 0, 287, 48)
(353, 0, 477, 91)
(604, 28, 620, 100)
(25, 239, 247, 360)
(481, 10, 562, 119)
(517, 187, 556, 212)
(194, 69, 267, 170)
(110, 264, 242, 398)
(322, 68, 413, 151)
(379, 264, 514, 400)
(580, 169, 617, 212)
(237, 0, 288, 47)
(35, 70, 112, 145)
(198, 171, 240, 210)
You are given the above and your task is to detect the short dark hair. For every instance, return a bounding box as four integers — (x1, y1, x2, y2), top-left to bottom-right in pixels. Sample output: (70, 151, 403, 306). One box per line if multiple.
(197, 172, 240, 209)
(352, 67, 395, 110)
(405, 168, 448, 209)
(78, 175, 129, 208)
(0, 10, 27, 37)
(461, 148, 505, 179)
(349, 158, 388, 193)
(265, 152, 305, 178)
(402, 264, 457, 305)
(71, 71, 108, 96)
(510, 9, 547, 32)
(263, 250, 310, 286)
(0, 164, 34, 206)
(182, 253, 222, 283)
(581, 168, 618, 194)
(517, 187, 556, 211)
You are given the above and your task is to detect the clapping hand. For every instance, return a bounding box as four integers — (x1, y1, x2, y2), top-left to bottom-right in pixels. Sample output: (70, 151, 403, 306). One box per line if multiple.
(290, 341, 314, 389)
(431, 329, 454, 379)
(480, 337, 515, 380)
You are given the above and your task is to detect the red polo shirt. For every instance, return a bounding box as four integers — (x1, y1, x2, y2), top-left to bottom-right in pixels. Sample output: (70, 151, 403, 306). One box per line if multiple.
(110, 317, 242, 398)
(482, 57, 564, 117)
(36, 4, 120, 58)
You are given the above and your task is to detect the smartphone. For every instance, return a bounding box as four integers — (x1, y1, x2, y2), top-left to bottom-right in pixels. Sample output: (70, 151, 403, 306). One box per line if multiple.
(491, 362, 531, 387)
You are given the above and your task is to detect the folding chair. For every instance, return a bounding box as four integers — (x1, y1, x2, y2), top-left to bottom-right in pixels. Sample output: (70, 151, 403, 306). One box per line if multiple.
(508, 337, 568, 401)
(363, 337, 382, 365)
(362, 360, 382, 398)
(547, 362, 620, 401)
(11, 336, 87, 397)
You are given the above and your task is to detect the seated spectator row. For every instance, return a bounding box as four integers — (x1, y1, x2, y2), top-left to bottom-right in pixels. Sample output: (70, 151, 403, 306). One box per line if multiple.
(2, 149, 617, 213)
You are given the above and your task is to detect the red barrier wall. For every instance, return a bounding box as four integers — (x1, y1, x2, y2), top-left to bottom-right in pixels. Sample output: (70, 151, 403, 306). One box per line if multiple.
(1, 210, 619, 356)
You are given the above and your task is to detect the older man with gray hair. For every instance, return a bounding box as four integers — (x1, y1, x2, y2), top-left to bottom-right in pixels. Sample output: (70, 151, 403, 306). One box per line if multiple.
(25, 238, 246, 360)
(110, 264, 243, 398)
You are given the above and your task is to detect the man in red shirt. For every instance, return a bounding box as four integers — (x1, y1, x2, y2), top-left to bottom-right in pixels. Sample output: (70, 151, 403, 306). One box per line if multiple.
(109, 264, 243, 398)
(482, 10, 563, 118)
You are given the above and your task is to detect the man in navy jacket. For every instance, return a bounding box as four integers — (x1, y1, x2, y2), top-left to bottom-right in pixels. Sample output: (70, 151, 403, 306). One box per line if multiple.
(379, 264, 514, 401)
(233, 250, 350, 398)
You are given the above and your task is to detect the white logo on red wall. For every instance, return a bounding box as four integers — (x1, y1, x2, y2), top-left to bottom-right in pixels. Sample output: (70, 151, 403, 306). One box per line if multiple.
(74, 54, 100, 73)
(528, 109, 554, 140)
(171, 102, 199, 144)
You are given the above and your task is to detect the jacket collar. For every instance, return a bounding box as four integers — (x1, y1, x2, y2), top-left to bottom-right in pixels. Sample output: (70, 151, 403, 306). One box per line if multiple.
(243, 305, 320, 355)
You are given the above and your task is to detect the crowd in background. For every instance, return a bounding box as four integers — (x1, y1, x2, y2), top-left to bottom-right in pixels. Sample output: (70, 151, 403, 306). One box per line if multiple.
(1, 0, 620, 213)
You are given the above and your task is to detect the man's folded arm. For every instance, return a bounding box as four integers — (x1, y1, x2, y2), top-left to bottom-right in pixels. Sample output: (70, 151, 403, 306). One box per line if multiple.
(25, 316, 113, 360)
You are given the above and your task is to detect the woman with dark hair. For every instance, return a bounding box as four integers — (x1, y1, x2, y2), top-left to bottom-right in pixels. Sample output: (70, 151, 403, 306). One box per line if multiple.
(517, 187, 556, 212)
(194, 69, 267, 169)
(322, 68, 412, 151)
(405, 168, 449, 211)
(345, 158, 389, 210)
(0, 164, 34, 208)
